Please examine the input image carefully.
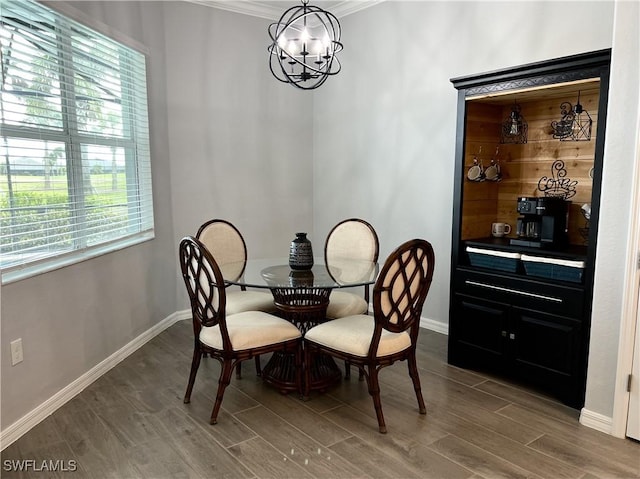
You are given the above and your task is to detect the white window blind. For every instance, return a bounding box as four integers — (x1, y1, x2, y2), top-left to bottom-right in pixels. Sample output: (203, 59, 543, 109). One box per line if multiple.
(0, 0, 154, 281)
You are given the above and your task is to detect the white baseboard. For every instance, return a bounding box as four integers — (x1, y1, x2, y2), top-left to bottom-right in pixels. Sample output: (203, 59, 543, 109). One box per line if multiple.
(0, 310, 190, 450)
(368, 302, 448, 335)
(420, 317, 449, 335)
(414, 321, 617, 437)
(579, 407, 613, 434)
(4, 308, 616, 448)
(1, 309, 446, 450)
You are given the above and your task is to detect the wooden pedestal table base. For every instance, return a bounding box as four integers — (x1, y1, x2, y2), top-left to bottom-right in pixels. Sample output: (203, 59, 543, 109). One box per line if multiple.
(262, 287, 342, 394)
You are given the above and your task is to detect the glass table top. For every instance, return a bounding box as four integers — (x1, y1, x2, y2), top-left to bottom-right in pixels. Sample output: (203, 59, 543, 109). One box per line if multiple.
(220, 257, 378, 290)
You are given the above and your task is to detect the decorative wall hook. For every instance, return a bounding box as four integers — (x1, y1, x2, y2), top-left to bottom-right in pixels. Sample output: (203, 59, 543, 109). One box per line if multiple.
(485, 146, 502, 181)
(467, 147, 485, 182)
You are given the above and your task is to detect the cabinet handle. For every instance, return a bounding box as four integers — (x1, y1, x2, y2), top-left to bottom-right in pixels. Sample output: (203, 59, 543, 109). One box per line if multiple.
(464, 280, 563, 303)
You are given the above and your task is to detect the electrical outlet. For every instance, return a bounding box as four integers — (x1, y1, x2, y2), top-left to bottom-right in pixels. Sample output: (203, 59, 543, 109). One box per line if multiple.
(10, 338, 23, 365)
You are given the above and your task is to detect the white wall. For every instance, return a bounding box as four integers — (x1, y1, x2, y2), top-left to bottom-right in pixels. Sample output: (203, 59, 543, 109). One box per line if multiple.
(587, 0, 640, 419)
(312, 0, 615, 334)
(163, 2, 315, 265)
(162, 2, 315, 311)
(1, 1, 177, 430)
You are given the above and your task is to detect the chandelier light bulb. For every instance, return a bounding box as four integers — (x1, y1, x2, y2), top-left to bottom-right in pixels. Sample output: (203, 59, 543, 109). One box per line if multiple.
(300, 27, 310, 44)
(278, 34, 287, 50)
(287, 40, 297, 56)
(510, 118, 520, 135)
(322, 33, 331, 57)
(572, 116, 581, 135)
(313, 41, 323, 62)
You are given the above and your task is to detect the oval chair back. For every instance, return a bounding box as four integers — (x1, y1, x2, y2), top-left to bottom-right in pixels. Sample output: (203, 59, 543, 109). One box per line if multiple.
(196, 219, 247, 284)
(179, 236, 231, 349)
(325, 218, 379, 264)
(324, 218, 379, 312)
(371, 238, 435, 347)
(324, 218, 380, 379)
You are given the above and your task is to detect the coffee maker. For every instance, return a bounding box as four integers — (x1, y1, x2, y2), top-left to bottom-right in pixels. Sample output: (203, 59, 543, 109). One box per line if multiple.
(510, 196, 569, 248)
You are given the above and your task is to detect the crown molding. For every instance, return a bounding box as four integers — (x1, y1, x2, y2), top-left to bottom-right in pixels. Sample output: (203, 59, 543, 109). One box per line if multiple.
(185, 1, 384, 21)
(327, 0, 385, 18)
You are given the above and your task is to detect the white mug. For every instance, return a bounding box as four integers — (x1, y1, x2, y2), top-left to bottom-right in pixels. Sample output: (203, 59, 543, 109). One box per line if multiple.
(491, 222, 511, 238)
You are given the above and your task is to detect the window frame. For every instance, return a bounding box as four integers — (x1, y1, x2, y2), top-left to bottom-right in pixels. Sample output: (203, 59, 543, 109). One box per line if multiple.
(0, 1, 155, 284)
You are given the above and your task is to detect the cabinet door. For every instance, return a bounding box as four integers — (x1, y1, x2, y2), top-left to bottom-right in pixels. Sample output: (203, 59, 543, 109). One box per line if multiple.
(449, 293, 509, 370)
(511, 307, 584, 407)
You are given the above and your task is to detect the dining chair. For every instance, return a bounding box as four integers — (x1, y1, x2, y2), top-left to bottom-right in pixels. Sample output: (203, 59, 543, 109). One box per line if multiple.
(197, 219, 276, 377)
(304, 239, 435, 433)
(179, 236, 302, 425)
(324, 218, 379, 379)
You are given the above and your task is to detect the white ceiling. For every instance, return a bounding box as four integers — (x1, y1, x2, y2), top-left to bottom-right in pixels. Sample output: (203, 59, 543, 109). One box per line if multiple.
(185, 0, 384, 20)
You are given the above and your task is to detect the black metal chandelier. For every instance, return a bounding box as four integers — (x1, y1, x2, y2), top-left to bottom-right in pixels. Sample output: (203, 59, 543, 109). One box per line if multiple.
(268, 0, 343, 90)
(551, 91, 592, 141)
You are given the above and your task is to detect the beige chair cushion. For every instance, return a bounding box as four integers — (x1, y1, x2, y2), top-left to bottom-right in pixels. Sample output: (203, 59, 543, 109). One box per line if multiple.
(199, 311, 301, 351)
(325, 291, 368, 319)
(305, 315, 411, 357)
(226, 290, 277, 315)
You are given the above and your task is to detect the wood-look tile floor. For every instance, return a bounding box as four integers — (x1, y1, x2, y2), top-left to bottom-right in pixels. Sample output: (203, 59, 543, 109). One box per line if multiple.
(2, 320, 638, 478)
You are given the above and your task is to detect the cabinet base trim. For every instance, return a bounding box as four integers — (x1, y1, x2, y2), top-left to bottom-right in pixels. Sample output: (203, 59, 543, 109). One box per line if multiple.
(579, 407, 613, 435)
(465, 280, 563, 303)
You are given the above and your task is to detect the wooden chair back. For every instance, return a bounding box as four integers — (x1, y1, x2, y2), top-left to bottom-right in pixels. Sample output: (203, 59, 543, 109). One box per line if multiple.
(369, 239, 435, 354)
(179, 236, 232, 351)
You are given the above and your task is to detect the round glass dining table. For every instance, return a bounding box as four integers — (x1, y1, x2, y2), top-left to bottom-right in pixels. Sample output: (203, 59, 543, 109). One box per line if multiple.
(219, 257, 378, 393)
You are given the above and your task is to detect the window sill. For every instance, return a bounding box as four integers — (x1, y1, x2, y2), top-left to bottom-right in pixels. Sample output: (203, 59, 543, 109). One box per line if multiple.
(1, 231, 155, 285)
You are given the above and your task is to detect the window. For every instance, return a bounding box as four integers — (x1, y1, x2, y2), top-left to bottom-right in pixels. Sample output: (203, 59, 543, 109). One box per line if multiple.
(0, 1, 154, 282)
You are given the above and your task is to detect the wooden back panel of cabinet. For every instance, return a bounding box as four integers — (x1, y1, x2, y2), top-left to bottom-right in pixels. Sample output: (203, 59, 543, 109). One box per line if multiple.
(461, 90, 600, 245)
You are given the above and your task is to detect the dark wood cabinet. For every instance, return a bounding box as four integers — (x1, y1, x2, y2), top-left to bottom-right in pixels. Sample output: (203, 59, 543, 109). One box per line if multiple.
(448, 50, 611, 409)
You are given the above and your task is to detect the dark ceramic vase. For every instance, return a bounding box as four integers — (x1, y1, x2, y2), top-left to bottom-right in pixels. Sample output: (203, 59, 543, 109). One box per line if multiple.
(289, 232, 314, 270)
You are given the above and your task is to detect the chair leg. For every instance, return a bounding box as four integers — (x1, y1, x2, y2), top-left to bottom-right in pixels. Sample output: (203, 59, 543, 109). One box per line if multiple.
(345, 360, 365, 380)
(294, 342, 303, 397)
(236, 357, 262, 379)
(364, 365, 387, 434)
(408, 353, 426, 414)
(255, 355, 262, 377)
(303, 343, 313, 401)
(184, 346, 202, 404)
(210, 360, 235, 425)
